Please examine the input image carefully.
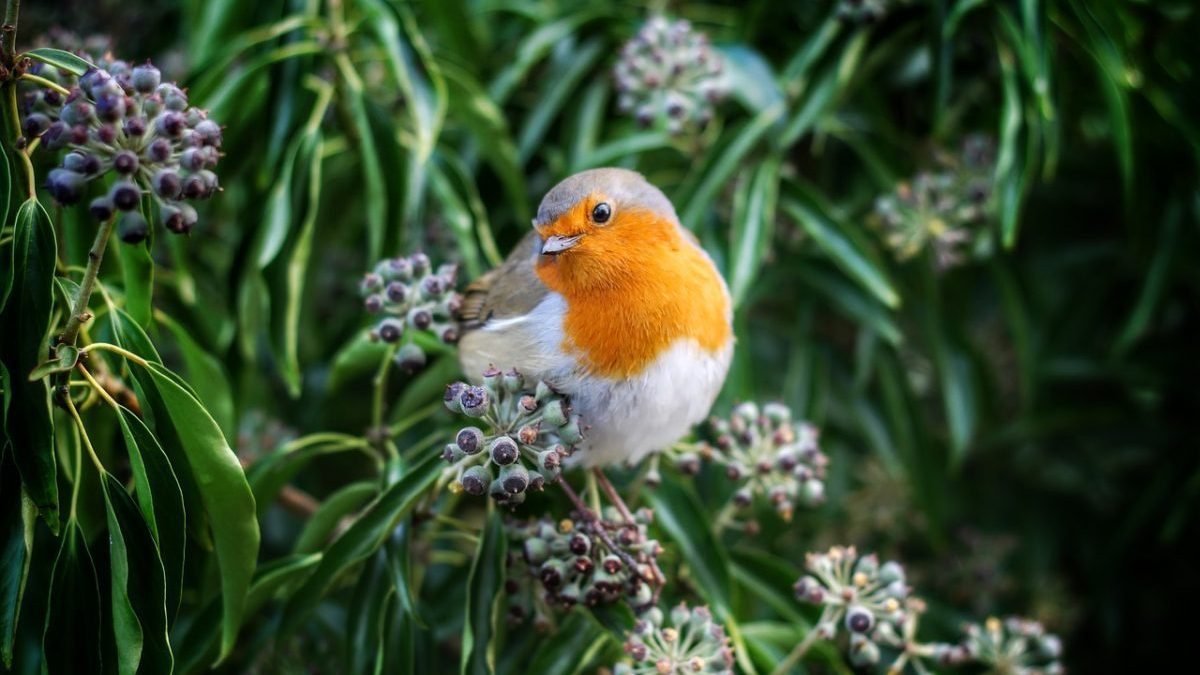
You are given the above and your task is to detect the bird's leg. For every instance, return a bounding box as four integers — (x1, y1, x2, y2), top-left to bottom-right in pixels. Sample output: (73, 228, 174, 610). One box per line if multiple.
(592, 468, 637, 525)
(555, 475, 658, 592)
(591, 468, 668, 598)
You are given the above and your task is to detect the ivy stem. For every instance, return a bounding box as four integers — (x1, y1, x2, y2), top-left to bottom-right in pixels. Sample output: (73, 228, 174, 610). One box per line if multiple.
(370, 342, 399, 459)
(769, 605, 837, 675)
(1, 0, 19, 63)
(59, 215, 116, 346)
(78, 342, 149, 368)
(64, 394, 105, 474)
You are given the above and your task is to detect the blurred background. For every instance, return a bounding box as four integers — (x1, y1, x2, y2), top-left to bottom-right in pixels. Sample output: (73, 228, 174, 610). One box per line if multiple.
(15, 0, 1200, 671)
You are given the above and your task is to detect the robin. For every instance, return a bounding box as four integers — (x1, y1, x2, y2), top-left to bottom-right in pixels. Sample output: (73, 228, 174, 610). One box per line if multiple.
(457, 168, 733, 470)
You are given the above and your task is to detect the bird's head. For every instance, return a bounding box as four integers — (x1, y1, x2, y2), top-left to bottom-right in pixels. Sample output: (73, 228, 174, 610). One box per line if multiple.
(532, 168, 685, 293)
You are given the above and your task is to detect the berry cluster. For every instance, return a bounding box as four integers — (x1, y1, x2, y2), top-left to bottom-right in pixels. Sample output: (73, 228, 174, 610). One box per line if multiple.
(613, 603, 735, 675)
(957, 617, 1064, 675)
(873, 135, 997, 269)
(613, 16, 726, 135)
(506, 511, 661, 617)
(442, 368, 584, 506)
(23, 58, 222, 240)
(791, 546, 1064, 673)
(793, 546, 910, 667)
(360, 253, 461, 372)
(677, 402, 827, 523)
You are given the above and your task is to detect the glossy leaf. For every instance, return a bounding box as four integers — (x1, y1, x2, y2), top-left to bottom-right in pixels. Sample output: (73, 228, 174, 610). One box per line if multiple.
(729, 156, 781, 308)
(142, 361, 259, 664)
(0, 199, 58, 531)
(22, 47, 95, 75)
(42, 521, 104, 674)
(0, 457, 34, 668)
(292, 480, 378, 554)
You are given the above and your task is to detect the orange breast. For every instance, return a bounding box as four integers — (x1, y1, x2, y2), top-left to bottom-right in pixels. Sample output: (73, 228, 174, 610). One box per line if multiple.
(536, 211, 731, 379)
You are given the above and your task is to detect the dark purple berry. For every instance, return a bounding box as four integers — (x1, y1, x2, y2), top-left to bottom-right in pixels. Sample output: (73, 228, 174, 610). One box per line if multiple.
(460, 466, 490, 496)
(489, 437, 519, 465)
(180, 148, 204, 172)
(109, 181, 141, 211)
(42, 121, 67, 149)
(46, 169, 87, 204)
(23, 113, 50, 137)
(376, 318, 404, 343)
(194, 119, 222, 147)
(385, 281, 407, 303)
(364, 295, 383, 313)
(147, 139, 172, 163)
(155, 112, 186, 137)
(89, 197, 114, 222)
(95, 93, 126, 122)
(456, 427, 485, 454)
(152, 170, 182, 199)
(181, 173, 205, 199)
(123, 116, 147, 137)
(113, 150, 139, 174)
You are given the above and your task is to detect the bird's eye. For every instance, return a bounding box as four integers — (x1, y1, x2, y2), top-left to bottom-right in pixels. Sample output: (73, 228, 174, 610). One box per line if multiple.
(591, 202, 612, 224)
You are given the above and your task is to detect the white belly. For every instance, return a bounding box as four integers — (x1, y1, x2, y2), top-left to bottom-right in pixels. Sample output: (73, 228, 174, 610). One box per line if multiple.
(458, 293, 733, 467)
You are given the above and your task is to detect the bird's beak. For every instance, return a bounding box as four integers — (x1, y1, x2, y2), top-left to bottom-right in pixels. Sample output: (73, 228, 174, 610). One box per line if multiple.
(540, 234, 583, 255)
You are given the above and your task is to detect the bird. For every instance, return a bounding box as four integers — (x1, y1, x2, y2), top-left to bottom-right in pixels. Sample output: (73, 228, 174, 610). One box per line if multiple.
(456, 167, 733, 469)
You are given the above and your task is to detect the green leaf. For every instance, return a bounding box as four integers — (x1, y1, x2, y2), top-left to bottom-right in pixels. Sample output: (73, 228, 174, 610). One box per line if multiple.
(717, 44, 785, 113)
(384, 518, 425, 628)
(517, 38, 604, 164)
(142, 361, 259, 664)
(729, 156, 781, 308)
(461, 508, 505, 675)
(0, 198, 59, 532)
(995, 42, 1027, 248)
(292, 480, 378, 554)
(279, 451, 441, 636)
(488, 12, 603, 104)
(346, 550, 396, 675)
(42, 521, 104, 674)
(781, 190, 900, 309)
(526, 609, 609, 675)
(26, 343, 79, 381)
(0, 145, 11, 313)
(21, 47, 95, 75)
(100, 473, 173, 675)
(173, 553, 322, 675)
(248, 433, 374, 519)
(115, 406, 186, 623)
(678, 102, 784, 230)
(155, 312, 235, 440)
(278, 133, 324, 396)
(110, 307, 212, 550)
(0, 457, 34, 668)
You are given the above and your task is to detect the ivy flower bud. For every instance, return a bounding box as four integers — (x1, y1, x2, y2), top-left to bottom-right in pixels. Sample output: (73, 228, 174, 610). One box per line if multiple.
(542, 399, 568, 427)
(131, 63, 161, 93)
(443, 382, 467, 413)
(112, 150, 138, 174)
(459, 385, 489, 417)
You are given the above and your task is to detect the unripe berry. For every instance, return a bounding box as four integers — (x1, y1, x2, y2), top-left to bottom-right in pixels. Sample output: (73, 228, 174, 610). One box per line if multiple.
(394, 343, 426, 372)
(131, 63, 161, 93)
(95, 93, 126, 122)
(147, 138, 172, 162)
(123, 116, 146, 137)
(542, 399, 568, 427)
(118, 213, 150, 244)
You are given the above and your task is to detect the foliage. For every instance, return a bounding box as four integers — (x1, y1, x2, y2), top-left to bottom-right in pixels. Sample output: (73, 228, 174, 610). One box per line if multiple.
(2, 1, 1198, 674)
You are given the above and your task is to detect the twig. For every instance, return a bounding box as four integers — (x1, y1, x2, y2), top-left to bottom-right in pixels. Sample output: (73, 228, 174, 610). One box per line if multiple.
(60, 216, 116, 346)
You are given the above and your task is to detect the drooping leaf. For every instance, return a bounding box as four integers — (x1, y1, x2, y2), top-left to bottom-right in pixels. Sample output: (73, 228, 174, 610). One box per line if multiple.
(42, 521, 104, 674)
(115, 406, 186, 623)
(0, 456, 35, 667)
(155, 312, 235, 439)
(141, 361, 259, 664)
(0, 199, 58, 532)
